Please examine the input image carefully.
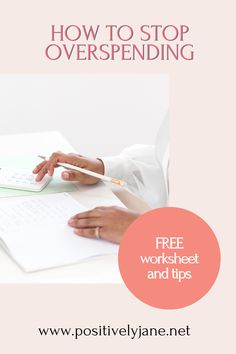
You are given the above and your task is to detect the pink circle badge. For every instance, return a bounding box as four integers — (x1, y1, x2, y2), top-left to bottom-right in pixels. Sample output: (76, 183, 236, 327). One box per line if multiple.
(118, 207, 221, 309)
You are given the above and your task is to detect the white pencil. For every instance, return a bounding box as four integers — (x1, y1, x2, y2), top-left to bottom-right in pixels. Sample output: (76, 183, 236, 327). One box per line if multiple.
(37, 155, 126, 187)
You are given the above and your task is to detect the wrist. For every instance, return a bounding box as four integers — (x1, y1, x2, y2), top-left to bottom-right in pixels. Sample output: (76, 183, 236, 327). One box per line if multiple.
(96, 158, 105, 175)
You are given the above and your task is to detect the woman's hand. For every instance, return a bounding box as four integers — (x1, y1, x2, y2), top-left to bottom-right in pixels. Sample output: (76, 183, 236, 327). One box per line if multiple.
(68, 206, 140, 244)
(33, 151, 104, 184)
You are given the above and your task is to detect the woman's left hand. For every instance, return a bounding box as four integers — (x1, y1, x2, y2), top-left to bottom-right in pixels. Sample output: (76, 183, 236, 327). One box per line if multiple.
(68, 206, 140, 244)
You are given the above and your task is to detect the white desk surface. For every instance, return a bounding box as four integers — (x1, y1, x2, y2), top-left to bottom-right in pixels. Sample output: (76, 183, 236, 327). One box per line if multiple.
(0, 132, 149, 283)
(0, 131, 149, 283)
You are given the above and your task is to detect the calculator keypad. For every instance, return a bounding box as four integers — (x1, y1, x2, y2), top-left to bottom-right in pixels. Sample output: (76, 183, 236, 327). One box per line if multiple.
(0, 167, 51, 192)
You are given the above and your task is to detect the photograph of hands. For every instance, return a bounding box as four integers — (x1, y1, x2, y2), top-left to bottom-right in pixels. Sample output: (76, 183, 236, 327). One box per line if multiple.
(0, 74, 169, 283)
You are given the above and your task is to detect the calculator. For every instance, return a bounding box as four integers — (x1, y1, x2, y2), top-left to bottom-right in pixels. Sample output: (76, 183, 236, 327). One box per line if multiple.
(0, 167, 52, 192)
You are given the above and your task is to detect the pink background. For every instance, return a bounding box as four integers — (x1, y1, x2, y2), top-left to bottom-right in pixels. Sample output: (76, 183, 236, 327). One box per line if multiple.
(0, 0, 235, 352)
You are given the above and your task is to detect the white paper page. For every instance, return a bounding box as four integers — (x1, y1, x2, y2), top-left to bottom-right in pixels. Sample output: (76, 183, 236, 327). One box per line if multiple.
(0, 193, 118, 272)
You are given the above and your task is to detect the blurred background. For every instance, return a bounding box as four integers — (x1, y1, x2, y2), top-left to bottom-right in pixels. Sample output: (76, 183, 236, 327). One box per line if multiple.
(0, 74, 169, 156)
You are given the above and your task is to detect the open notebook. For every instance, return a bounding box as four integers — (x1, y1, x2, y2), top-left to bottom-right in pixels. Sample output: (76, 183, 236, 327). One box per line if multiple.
(0, 193, 118, 272)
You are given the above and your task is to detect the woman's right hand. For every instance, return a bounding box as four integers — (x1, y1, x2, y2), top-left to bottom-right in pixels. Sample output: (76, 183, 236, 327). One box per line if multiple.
(32, 152, 105, 185)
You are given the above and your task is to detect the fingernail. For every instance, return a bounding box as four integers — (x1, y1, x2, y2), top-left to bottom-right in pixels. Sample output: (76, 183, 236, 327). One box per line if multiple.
(63, 172, 69, 180)
(68, 218, 75, 225)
